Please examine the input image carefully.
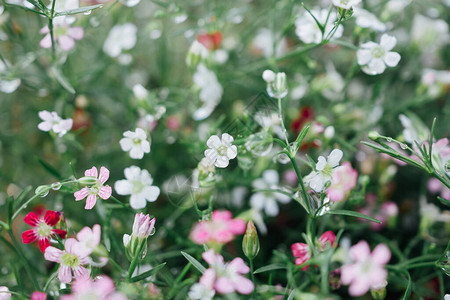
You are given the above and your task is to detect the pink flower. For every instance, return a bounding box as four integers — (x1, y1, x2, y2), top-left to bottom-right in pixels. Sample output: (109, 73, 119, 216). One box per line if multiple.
(77, 224, 101, 255)
(31, 291, 47, 300)
(341, 240, 391, 296)
(200, 249, 254, 295)
(0, 286, 11, 300)
(326, 162, 358, 202)
(40, 25, 84, 51)
(291, 231, 336, 269)
(44, 238, 90, 283)
(358, 194, 398, 231)
(74, 166, 112, 210)
(132, 213, 156, 239)
(428, 178, 450, 201)
(190, 210, 246, 245)
(60, 276, 127, 300)
(21, 210, 67, 253)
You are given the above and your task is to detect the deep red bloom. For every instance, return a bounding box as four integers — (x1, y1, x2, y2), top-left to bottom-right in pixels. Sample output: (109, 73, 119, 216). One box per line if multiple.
(197, 31, 223, 50)
(21, 210, 67, 253)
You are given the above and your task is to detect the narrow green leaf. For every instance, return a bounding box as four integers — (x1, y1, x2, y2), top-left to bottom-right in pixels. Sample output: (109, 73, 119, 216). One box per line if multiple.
(326, 209, 382, 224)
(129, 262, 166, 282)
(437, 196, 450, 207)
(36, 157, 62, 179)
(287, 289, 295, 300)
(13, 186, 33, 211)
(402, 272, 412, 300)
(54, 4, 102, 16)
(49, 66, 75, 94)
(254, 263, 286, 274)
(4, 2, 46, 15)
(294, 123, 311, 153)
(181, 251, 205, 274)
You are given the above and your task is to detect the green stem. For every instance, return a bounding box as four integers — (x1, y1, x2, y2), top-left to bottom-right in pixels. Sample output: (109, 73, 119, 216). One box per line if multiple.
(277, 97, 290, 147)
(8, 229, 40, 290)
(289, 156, 312, 215)
(11, 194, 39, 222)
(249, 258, 256, 296)
(127, 241, 146, 279)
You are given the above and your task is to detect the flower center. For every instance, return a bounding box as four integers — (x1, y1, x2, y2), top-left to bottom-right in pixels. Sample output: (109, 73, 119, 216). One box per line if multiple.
(217, 145, 227, 156)
(88, 184, 100, 194)
(61, 253, 79, 268)
(132, 180, 145, 194)
(371, 46, 385, 58)
(54, 26, 68, 38)
(132, 137, 141, 145)
(322, 163, 333, 177)
(37, 222, 52, 237)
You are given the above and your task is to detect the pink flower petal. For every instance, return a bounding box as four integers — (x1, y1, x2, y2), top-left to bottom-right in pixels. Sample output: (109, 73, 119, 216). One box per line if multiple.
(64, 238, 79, 254)
(44, 210, 60, 226)
(58, 265, 72, 283)
(233, 276, 254, 294)
(68, 27, 84, 40)
(371, 243, 391, 265)
(44, 246, 63, 263)
(350, 240, 371, 262)
(74, 188, 89, 201)
(348, 277, 370, 297)
(199, 269, 216, 289)
(94, 276, 115, 295)
(85, 166, 98, 178)
(21, 229, 38, 244)
(85, 194, 97, 210)
(72, 266, 90, 279)
(319, 231, 336, 249)
(38, 237, 50, 253)
(228, 257, 250, 274)
(40, 34, 52, 49)
(211, 210, 232, 221)
(58, 35, 75, 51)
(215, 276, 235, 294)
(98, 186, 112, 200)
(98, 166, 110, 184)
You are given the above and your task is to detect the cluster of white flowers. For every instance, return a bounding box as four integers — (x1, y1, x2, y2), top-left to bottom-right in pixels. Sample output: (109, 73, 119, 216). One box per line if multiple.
(103, 23, 137, 63)
(38, 110, 73, 137)
(192, 64, 223, 120)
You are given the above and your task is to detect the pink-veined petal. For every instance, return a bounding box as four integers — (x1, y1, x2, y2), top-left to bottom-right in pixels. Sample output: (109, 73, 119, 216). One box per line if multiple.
(85, 194, 97, 209)
(85, 166, 98, 178)
(98, 166, 110, 184)
(72, 266, 90, 279)
(98, 186, 112, 200)
(44, 246, 62, 262)
(58, 265, 72, 283)
(74, 187, 89, 201)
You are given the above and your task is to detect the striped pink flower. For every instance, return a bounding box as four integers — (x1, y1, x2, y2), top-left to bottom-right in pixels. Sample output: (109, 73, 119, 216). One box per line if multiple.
(44, 238, 90, 284)
(74, 166, 112, 210)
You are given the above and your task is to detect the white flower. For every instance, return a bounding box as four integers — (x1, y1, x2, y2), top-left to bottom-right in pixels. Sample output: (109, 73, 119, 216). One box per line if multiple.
(204, 133, 237, 168)
(332, 0, 361, 9)
(411, 15, 449, 51)
(193, 64, 223, 120)
(353, 7, 386, 32)
(119, 128, 150, 159)
(0, 59, 21, 94)
(115, 166, 160, 209)
(305, 149, 343, 192)
(188, 283, 215, 300)
(357, 34, 401, 75)
(251, 28, 288, 58)
(52, 0, 79, 26)
(254, 111, 284, 139)
(250, 170, 291, 217)
(38, 110, 73, 137)
(103, 23, 137, 58)
(295, 8, 343, 44)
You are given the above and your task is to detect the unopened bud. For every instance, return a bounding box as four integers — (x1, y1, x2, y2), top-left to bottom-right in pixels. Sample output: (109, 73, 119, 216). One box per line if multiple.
(338, 7, 354, 20)
(262, 70, 275, 82)
(368, 131, 381, 140)
(370, 282, 387, 300)
(242, 221, 260, 260)
(186, 40, 209, 68)
(78, 176, 97, 186)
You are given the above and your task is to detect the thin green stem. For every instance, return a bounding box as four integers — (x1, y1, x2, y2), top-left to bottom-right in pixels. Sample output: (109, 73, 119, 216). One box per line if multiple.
(290, 156, 312, 215)
(277, 97, 290, 147)
(11, 194, 39, 222)
(249, 258, 256, 297)
(127, 241, 146, 280)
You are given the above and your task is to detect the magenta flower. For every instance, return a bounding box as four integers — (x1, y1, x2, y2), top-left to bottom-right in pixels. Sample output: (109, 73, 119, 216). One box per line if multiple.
(40, 25, 84, 51)
(60, 276, 127, 300)
(190, 210, 246, 245)
(44, 238, 90, 283)
(341, 240, 391, 297)
(77, 224, 101, 255)
(21, 210, 67, 253)
(74, 166, 112, 210)
(326, 161, 358, 202)
(200, 249, 254, 295)
(291, 231, 336, 269)
(31, 291, 47, 300)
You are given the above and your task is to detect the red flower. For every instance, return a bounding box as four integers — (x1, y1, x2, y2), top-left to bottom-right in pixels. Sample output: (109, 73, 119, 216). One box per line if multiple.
(291, 231, 336, 270)
(21, 210, 67, 253)
(197, 31, 223, 50)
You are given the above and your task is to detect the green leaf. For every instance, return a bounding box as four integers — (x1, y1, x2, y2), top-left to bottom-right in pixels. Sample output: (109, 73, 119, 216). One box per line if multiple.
(54, 4, 102, 17)
(294, 123, 311, 153)
(13, 186, 33, 211)
(181, 251, 205, 274)
(326, 209, 382, 224)
(402, 272, 412, 300)
(254, 263, 286, 274)
(49, 66, 75, 94)
(437, 196, 450, 206)
(36, 157, 62, 179)
(129, 262, 166, 282)
(4, 2, 46, 15)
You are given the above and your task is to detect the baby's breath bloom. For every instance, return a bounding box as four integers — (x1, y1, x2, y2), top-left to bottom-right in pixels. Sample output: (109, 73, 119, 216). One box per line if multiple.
(357, 34, 401, 75)
(103, 23, 137, 58)
(204, 133, 237, 168)
(120, 128, 151, 159)
(332, 0, 361, 9)
(38, 111, 73, 137)
(305, 149, 344, 193)
(193, 64, 223, 120)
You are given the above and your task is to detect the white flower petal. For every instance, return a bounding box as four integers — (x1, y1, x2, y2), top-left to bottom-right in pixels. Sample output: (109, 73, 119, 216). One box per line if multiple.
(328, 149, 343, 167)
(221, 133, 234, 146)
(357, 49, 372, 65)
(114, 180, 133, 195)
(130, 195, 147, 209)
(264, 198, 279, 216)
(227, 145, 237, 159)
(384, 51, 401, 67)
(263, 170, 279, 185)
(120, 138, 133, 151)
(366, 58, 386, 75)
(316, 156, 327, 171)
(380, 34, 397, 51)
(206, 135, 221, 149)
(144, 186, 160, 202)
(214, 156, 229, 168)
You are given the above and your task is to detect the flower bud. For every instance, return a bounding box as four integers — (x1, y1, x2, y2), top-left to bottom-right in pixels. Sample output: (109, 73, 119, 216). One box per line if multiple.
(368, 131, 381, 140)
(370, 282, 387, 300)
(262, 70, 275, 82)
(242, 221, 260, 260)
(266, 71, 288, 98)
(78, 176, 97, 186)
(186, 40, 209, 68)
(132, 213, 156, 240)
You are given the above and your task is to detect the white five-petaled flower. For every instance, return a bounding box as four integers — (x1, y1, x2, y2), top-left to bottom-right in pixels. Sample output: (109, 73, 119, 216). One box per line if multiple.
(353, 7, 386, 32)
(120, 128, 151, 159)
(305, 149, 344, 193)
(357, 34, 401, 75)
(295, 8, 343, 44)
(38, 110, 73, 137)
(332, 0, 361, 9)
(250, 170, 291, 217)
(114, 166, 160, 210)
(103, 23, 137, 58)
(204, 133, 237, 168)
